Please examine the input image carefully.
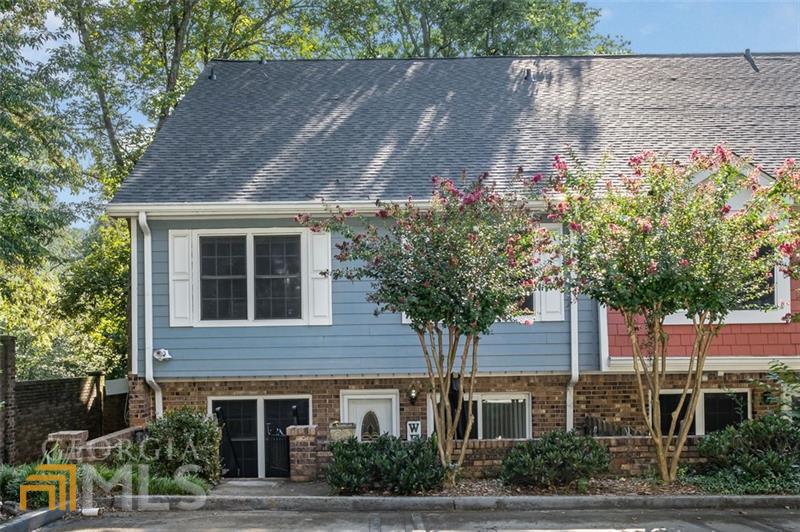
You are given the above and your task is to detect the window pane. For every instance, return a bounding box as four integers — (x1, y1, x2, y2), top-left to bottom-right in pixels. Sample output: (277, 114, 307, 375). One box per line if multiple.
(482, 398, 527, 439)
(704, 392, 748, 433)
(519, 294, 535, 314)
(736, 246, 775, 309)
(254, 235, 302, 320)
(434, 400, 477, 440)
(659, 393, 695, 436)
(200, 236, 248, 321)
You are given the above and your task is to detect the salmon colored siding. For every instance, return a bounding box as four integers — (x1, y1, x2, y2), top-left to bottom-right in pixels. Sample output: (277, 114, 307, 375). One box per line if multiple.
(609, 278, 800, 358)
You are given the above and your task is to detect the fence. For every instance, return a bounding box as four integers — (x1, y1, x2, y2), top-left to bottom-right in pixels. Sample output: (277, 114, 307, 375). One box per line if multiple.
(0, 336, 128, 464)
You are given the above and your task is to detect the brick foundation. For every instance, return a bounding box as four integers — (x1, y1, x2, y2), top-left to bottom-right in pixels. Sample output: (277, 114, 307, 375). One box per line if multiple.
(129, 371, 772, 479)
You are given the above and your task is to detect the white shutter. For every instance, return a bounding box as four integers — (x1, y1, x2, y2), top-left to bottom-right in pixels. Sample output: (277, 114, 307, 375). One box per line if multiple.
(536, 289, 565, 321)
(168, 230, 193, 327)
(535, 223, 565, 321)
(308, 231, 332, 325)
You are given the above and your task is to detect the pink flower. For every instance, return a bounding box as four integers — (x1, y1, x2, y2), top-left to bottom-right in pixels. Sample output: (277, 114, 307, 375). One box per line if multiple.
(521, 279, 536, 288)
(637, 218, 653, 233)
(520, 318, 534, 326)
(720, 204, 731, 215)
(779, 241, 798, 256)
(462, 190, 482, 205)
(678, 258, 689, 267)
(531, 173, 543, 184)
(569, 222, 583, 233)
(647, 261, 659, 274)
(375, 209, 389, 218)
(713, 144, 730, 163)
(690, 148, 702, 161)
(468, 233, 478, 243)
(553, 155, 568, 174)
(294, 213, 310, 224)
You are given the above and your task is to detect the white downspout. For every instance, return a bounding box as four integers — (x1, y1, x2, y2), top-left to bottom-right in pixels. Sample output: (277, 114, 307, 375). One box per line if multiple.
(566, 294, 580, 431)
(598, 304, 610, 372)
(138, 211, 163, 417)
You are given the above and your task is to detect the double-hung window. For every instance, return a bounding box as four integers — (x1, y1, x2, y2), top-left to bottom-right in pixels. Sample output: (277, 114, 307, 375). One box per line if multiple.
(168, 228, 332, 327)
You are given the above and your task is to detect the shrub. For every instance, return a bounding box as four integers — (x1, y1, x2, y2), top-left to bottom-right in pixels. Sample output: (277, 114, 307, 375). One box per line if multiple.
(687, 414, 800, 494)
(326, 435, 444, 495)
(84, 463, 210, 495)
(500, 431, 610, 488)
(112, 407, 222, 484)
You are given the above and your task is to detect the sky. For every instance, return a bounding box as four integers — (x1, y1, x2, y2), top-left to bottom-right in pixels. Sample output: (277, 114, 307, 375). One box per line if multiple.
(592, 0, 800, 54)
(54, 0, 800, 225)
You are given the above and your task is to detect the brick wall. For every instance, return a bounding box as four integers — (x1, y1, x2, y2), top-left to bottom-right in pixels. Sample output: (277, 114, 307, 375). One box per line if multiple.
(132, 374, 571, 439)
(15, 377, 104, 463)
(608, 277, 800, 357)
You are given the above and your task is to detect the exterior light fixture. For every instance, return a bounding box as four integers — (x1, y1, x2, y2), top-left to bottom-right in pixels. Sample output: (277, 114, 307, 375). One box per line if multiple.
(408, 384, 418, 405)
(153, 348, 172, 362)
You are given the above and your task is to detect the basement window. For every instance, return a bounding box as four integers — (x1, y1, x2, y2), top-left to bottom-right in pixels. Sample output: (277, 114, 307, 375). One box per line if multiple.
(658, 390, 750, 436)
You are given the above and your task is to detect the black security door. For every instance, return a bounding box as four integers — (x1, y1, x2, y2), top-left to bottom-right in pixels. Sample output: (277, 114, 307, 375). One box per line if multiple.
(213, 399, 259, 478)
(264, 398, 310, 477)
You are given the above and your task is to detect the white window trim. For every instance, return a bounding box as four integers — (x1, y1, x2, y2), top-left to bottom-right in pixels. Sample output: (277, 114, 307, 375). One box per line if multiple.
(657, 388, 751, 436)
(339, 389, 401, 440)
(425, 392, 532, 440)
(191, 227, 311, 327)
(206, 394, 313, 478)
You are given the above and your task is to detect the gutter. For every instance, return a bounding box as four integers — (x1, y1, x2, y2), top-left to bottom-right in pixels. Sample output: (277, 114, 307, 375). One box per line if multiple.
(106, 199, 552, 219)
(566, 294, 579, 431)
(138, 211, 163, 417)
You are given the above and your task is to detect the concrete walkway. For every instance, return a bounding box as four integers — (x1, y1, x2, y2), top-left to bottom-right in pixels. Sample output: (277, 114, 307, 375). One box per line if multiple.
(43, 508, 800, 531)
(211, 478, 330, 497)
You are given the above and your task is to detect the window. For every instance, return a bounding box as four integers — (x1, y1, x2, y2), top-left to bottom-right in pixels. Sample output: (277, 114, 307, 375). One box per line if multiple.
(254, 235, 302, 319)
(172, 228, 331, 327)
(427, 392, 531, 440)
(200, 236, 248, 320)
(520, 294, 535, 314)
(734, 247, 775, 310)
(658, 390, 750, 436)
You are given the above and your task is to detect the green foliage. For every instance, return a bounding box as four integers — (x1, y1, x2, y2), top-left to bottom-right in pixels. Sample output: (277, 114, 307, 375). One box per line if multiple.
(59, 216, 129, 378)
(695, 414, 800, 482)
(0, 445, 73, 507)
(685, 414, 800, 494)
(84, 463, 210, 496)
(113, 407, 222, 484)
(550, 147, 781, 322)
(500, 431, 610, 487)
(326, 435, 444, 495)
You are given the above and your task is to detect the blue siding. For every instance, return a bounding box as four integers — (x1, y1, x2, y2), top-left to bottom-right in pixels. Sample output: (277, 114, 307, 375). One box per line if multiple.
(135, 218, 600, 378)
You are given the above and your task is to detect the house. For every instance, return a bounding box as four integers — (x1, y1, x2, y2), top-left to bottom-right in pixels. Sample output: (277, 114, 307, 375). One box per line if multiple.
(107, 54, 800, 478)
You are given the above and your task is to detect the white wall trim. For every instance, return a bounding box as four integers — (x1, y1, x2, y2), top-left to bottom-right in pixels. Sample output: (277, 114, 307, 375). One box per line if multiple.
(130, 217, 138, 375)
(107, 199, 549, 218)
(608, 356, 800, 372)
(339, 389, 401, 440)
(598, 304, 609, 372)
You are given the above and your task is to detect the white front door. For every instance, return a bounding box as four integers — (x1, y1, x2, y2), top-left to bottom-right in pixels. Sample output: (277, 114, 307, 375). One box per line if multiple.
(346, 397, 394, 441)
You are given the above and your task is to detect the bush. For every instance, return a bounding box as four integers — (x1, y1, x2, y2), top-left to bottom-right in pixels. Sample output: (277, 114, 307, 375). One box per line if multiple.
(326, 435, 444, 495)
(687, 414, 800, 494)
(113, 407, 222, 484)
(85, 463, 210, 495)
(0, 446, 73, 508)
(500, 431, 610, 488)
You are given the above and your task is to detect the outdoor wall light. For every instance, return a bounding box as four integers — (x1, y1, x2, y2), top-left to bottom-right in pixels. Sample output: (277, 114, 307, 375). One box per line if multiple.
(408, 385, 418, 405)
(153, 348, 172, 362)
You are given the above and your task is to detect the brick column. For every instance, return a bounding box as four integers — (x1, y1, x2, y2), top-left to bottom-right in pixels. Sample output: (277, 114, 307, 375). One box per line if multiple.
(127, 373, 152, 426)
(287, 425, 318, 482)
(0, 336, 16, 464)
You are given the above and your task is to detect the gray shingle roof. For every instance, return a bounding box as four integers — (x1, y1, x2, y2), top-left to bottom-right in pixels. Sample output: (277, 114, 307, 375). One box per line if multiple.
(110, 54, 800, 205)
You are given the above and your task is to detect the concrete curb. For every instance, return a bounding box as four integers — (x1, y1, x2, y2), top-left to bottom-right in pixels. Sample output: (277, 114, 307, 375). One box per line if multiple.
(112, 494, 800, 512)
(0, 508, 65, 532)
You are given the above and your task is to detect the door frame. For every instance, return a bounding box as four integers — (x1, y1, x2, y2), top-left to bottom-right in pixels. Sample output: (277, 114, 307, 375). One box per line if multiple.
(207, 394, 313, 478)
(339, 389, 401, 440)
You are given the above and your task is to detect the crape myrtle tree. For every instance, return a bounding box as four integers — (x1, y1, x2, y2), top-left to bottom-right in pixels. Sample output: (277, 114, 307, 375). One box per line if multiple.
(542, 146, 781, 482)
(769, 157, 800, 321)
(296, 174, 559, 484)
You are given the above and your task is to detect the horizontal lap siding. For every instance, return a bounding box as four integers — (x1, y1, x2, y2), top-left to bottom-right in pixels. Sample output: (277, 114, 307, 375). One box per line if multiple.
(137, 218, 599, 378)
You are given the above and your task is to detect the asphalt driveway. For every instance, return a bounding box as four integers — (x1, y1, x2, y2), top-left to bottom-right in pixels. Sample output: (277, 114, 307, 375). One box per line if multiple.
(44, 507, 800, 531)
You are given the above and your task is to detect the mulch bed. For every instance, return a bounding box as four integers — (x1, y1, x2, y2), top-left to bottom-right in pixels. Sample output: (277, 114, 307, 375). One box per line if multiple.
(364, 477, 704, 497)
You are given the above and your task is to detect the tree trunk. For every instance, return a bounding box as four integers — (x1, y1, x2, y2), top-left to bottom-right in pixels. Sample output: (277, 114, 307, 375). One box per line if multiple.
(156, 0, 196, 131)
(624, 310, 719, 482)
(416, 325, 479, 486)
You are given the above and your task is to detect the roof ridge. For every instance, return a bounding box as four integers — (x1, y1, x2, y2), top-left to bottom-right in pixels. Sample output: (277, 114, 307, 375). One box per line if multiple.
(207, 52, 800, 64)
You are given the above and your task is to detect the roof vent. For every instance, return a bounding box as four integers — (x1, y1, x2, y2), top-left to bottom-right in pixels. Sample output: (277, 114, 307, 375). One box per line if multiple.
(744, 48, 760, 72)
(208, 67, 216, 80)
